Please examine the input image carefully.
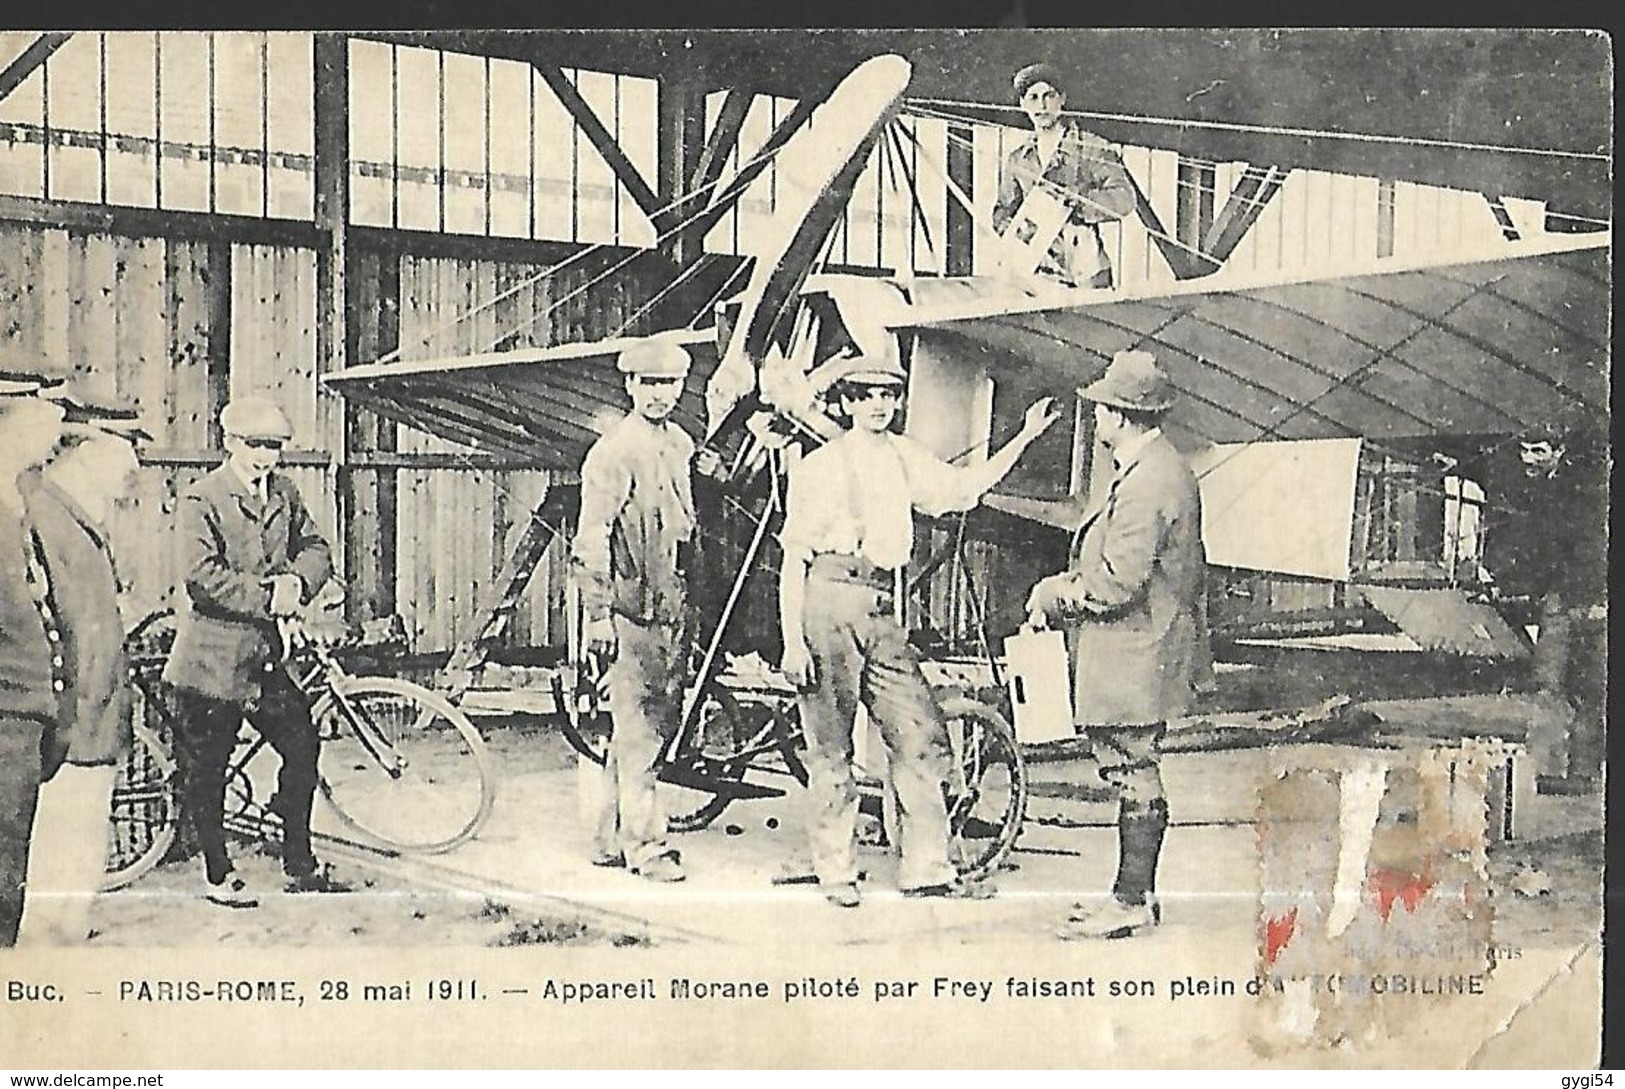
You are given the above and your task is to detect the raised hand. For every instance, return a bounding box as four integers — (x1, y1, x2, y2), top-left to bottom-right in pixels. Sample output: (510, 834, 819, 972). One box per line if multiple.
(1021, 396, 1062, 441)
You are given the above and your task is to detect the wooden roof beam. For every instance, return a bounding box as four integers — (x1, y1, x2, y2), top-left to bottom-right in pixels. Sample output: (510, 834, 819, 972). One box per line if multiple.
(1126, 170, 1204, 280)
(0, 33, 71, 103)
(533, 62, 668, 234)
(1202, 164, 1288, 265)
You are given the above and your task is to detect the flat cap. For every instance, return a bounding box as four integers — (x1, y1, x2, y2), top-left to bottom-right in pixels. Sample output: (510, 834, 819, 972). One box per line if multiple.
(220, 396, 294, 440)
(831, 311, 905, 386)
(831, 354, 906, 387)
(1013, 62, 1068, 101)
(617, 335, 692, 377)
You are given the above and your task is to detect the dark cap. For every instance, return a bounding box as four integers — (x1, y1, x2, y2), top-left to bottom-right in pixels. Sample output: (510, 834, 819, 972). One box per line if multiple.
(1013, 62, 1068, 102)
(0, 355, 70, 398)
(49, 386, 154, 443)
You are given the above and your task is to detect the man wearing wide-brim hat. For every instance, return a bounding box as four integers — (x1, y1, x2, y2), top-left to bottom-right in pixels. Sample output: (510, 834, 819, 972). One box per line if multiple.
(1026, 349, 1209, 939)
(17, 386, 148, 943)
(0, 362, 70, 946)
(777, 343, 1059, 906)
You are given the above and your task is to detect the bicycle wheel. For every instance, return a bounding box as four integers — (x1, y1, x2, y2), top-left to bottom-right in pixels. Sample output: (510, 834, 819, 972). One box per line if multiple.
(662, 687, 807, 833)
(316, 676, 495, 854)
(102, 715, 179, 892)
(939, 696, 1027, 883)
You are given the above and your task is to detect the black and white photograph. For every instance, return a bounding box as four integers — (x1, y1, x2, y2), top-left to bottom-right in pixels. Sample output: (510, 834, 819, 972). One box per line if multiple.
(0, 27, 1610, 1070)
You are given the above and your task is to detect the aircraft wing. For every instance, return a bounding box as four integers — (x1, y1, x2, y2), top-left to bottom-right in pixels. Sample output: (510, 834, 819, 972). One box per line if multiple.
(322, 329, 719, 470)
(889, 231, 1610, 451)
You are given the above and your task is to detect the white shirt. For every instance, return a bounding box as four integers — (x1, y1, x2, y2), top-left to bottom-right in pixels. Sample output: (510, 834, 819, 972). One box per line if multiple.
(228, 458, 269, 504)
(779, 431, 994, 570)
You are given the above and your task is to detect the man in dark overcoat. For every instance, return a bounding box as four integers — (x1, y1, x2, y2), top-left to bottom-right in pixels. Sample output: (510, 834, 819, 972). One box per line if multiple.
(19, 390, 146, 943)
(0, 363, 69, 945)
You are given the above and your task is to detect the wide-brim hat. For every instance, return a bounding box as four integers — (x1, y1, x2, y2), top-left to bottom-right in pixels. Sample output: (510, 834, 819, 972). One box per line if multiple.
(1079, 350, 1177, 412)
(220, 396, 295, 440)
(617, 334, 692, 377)
(1013, 62, 1068, 102)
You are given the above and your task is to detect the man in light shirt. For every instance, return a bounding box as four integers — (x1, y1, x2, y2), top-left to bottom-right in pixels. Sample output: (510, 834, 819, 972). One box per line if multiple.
(777, 344, 1057, 907)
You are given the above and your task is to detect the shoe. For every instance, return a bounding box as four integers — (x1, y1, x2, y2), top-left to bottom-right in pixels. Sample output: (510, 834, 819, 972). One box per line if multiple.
(901, 879, 995, 901)
(631, 851, 686, 883)
(823, 883, 861, 908)
(1069, 895, 1161, 924)
(284, 867, 353, 894)
(204, 873, 260, 909)
(591, 852, 627, 869)
(770, 866, 820, 886)
(1059, 898, 1157, 940)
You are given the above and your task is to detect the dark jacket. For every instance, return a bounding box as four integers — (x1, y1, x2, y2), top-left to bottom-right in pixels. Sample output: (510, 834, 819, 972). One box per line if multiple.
(992, 120, 1135, 283)
(162, 464, 332, 702)
(0, 501, 56, 726)
(29, 480, 132, 765)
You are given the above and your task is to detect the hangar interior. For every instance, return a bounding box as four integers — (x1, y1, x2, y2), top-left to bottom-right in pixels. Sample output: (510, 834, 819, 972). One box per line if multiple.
(0, 31, 1607, 680)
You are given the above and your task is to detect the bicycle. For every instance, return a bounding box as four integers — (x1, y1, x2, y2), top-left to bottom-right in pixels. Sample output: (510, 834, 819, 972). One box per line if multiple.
(104, 609, 497, 891)
(555, 654, 1027, 884)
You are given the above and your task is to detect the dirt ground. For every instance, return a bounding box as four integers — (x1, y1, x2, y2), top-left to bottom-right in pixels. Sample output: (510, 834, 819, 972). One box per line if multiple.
(81, 715, 1603, 952)
(85, 719, 643, 949)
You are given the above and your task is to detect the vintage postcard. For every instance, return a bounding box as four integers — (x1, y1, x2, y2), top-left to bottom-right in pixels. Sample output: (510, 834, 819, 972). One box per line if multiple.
(0, 27, 1609, 1069)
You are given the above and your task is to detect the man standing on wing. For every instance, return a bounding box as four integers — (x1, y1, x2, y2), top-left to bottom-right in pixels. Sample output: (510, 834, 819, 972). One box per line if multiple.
(162, 396, 341, 907)
(778, 338, 1058, 907)
(571, 334, 704, 883)
(1026, 350, 1208, 940)
(992, 62, 1136, 288)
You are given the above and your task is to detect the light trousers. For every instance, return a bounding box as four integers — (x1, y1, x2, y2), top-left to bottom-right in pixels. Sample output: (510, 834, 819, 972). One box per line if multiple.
(797, 576, 955, 891)
(584, 614, 683, 869)
(17, 762, 116, 945)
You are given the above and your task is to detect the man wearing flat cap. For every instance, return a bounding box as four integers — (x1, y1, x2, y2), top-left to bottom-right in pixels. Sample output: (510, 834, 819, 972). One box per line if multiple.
(0, 363, 69, 945)
(570, 333, 703, 882)
(777, 338, 1058, 906)
(993, 63, 1135, 288)
(1026, 350, 1208, 939)
(162, 395, 338, 906)
(17, 388, 147, 944)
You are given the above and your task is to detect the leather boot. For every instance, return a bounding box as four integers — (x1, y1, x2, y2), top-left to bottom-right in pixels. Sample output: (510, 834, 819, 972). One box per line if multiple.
(1111, 797, 1169, 912)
